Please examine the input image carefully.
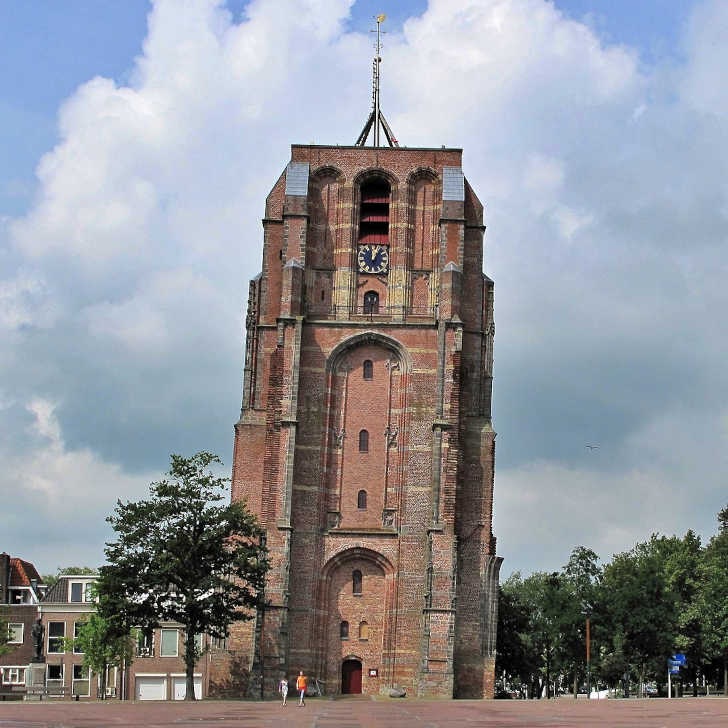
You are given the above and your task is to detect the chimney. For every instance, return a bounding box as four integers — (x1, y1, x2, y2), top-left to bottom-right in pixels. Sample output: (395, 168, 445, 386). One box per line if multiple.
(0, 553, 9, 604)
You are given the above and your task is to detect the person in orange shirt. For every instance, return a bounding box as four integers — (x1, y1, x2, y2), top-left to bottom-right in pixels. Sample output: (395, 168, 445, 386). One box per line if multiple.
(296, 670, 307, 706)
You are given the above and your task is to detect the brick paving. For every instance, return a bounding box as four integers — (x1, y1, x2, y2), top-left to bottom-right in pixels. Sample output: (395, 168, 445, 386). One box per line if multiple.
(1, 698, 728, 728)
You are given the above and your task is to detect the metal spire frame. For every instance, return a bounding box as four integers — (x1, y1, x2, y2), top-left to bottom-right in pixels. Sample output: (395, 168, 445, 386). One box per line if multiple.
(355, 14, 399, 148)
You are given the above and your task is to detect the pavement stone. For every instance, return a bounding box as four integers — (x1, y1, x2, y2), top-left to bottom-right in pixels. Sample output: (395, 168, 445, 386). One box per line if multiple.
(0, 697, 727, 728)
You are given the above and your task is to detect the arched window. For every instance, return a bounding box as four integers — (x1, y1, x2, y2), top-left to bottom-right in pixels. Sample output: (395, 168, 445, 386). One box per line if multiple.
(363, 359, 373, 380)
(352, 570, 362, 595)
(358, 430, 369, 452)
(363, 291, 379, 314)
(357, 490, 367, 510)
(359, 621, 369, 640)
(340, 621, 349, 639)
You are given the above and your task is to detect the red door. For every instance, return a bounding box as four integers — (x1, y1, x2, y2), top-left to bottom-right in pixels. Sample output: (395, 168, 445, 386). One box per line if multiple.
(341, 659, 362, 694)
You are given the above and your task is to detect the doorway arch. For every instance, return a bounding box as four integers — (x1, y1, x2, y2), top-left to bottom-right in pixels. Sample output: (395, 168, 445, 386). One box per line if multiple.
(341, 658, 362, 694)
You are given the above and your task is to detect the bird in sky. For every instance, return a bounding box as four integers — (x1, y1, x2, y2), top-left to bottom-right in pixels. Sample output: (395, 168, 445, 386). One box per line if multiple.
(585, 444, 599, 450)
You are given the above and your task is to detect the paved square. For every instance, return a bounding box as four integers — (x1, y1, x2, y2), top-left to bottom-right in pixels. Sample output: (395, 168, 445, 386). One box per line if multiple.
(1, 697, 727, 728)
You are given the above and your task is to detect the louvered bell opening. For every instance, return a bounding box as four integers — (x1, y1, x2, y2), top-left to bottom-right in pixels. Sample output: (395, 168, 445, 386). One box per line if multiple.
(360, 183, 390, 204)
(359, 180, 390, 245)
(359, 229, 389, 244)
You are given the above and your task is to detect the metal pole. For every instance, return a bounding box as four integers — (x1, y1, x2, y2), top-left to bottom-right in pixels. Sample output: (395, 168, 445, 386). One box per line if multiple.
(586, 618, 591, 699)
(374, 16, 381, 146)
(668, 667, 671, 699)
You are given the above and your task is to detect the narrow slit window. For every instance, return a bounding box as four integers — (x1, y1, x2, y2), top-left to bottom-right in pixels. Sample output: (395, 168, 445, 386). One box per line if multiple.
(359, 430, 369, 452)
(357, 490, 367, 509)
(340, 621, 349, 639)
(363, 360, 373, 380)
(353, 570, 362, 595)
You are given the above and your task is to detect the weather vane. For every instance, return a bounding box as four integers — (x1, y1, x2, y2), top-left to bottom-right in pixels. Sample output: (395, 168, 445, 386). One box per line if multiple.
(355, 13, 399, 147)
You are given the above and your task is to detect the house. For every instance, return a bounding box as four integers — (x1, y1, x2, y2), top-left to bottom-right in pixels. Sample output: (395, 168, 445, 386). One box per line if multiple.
(39, 574, 210, 700)
(0, 553, 45, 694)
(39, 574, 103, 699)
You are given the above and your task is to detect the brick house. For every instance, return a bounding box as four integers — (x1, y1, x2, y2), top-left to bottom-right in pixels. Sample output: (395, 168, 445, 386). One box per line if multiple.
(216, 142, 502, 699)
(39, 574, 103, 699)
(0, 553, 45, 692)
(39, 575, 210, 700)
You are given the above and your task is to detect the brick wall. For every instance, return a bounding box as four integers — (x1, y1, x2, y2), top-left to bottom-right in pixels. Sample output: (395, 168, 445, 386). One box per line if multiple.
(224, 144, 500, 700)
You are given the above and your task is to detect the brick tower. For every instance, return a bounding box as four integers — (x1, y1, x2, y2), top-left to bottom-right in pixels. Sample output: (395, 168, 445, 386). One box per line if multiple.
(217, 139, 503, 699)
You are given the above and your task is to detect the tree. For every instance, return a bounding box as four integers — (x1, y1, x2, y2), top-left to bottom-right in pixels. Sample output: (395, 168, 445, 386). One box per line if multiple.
(561, 546, 602, 696)
(694, 506, 728, 695)
(0, 611, 11, 657)
(496, 578, 533, 696)
(601, 537, 678, 695)
(63, 613, 132, 698)
(97, 452, 268, 700)
(42, 566, 98, 589)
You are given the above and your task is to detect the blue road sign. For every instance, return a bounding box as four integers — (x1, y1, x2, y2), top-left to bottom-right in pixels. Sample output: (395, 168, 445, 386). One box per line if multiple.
(671, 653, 687, 666)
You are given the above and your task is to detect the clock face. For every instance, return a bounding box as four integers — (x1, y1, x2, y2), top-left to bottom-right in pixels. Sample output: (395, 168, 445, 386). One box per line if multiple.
(358, 244, 389, 274)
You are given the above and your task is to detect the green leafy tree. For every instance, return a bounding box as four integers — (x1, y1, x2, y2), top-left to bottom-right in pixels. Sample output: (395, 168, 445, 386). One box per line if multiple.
(601, 537, 678, 694)
(694, 506, 728, 695)
(496, 577, 533, 696)
(0, 611, 11, 656)
(561, 546, 602, 696)
(63, 613, 132, 699)
(42, 566, 98, 589)
(97, 452, 268, 700)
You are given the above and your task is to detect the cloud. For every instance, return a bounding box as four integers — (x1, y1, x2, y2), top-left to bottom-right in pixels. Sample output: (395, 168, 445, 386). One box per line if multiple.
(0, 397, 154, 570)
(2, 0, 727, 576)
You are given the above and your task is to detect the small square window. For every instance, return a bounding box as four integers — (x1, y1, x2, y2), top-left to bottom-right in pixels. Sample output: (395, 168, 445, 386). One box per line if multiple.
(47, 664, 63, 680)
(8, 623, 23, 644)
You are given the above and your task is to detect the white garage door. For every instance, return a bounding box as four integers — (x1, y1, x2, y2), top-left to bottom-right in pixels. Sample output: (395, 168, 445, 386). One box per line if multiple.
(173, 676, 202, 700)
(135, 676, 167, 701)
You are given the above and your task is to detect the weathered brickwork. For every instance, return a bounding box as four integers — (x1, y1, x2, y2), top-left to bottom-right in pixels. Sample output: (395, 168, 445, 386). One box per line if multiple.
(217, 145, 502, 699)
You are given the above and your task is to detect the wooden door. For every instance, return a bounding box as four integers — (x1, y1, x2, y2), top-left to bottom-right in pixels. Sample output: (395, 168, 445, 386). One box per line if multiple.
(341, 659, 362, 694)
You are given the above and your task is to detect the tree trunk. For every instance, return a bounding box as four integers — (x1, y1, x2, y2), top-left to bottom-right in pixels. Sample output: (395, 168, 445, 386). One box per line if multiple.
(574, 671, 578, 698)
(724, 654, 728, 697)
(101, 663, 107, 700)
(185, 630, 197, 701)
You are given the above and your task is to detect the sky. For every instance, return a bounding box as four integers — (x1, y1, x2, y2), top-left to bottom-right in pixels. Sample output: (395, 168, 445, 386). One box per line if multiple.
(1, 0, 726, 579)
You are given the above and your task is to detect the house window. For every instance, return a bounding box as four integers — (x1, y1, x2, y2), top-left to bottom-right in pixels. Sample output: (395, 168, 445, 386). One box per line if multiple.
(363, 359, 373, 380)
(73, 622, 85, 654)
(136, 629, 154, 657)
(1, 667, 25, 685)
(359, 621, 369, 641)
(352, 570, 362, 596)
(358, 430, 369, 452)
(340, 621, 349, 639)
(7, 623, 23, 644)
(70, 582, 83, 602)
(184, 632, 204, 655)
(363, 290, 379, 314)
(211, 635, 227, 650)
(357, 490, 367, 510)
(161, 628, 179, 657)
(48, 622, 65, 653)
(47, 664, 64, 689)
(72, 665, 90, 697)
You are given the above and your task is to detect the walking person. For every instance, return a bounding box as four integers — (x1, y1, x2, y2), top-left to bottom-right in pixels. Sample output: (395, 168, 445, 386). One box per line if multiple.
(296, 670, 307, 706)
(278, 675, 289, 706)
